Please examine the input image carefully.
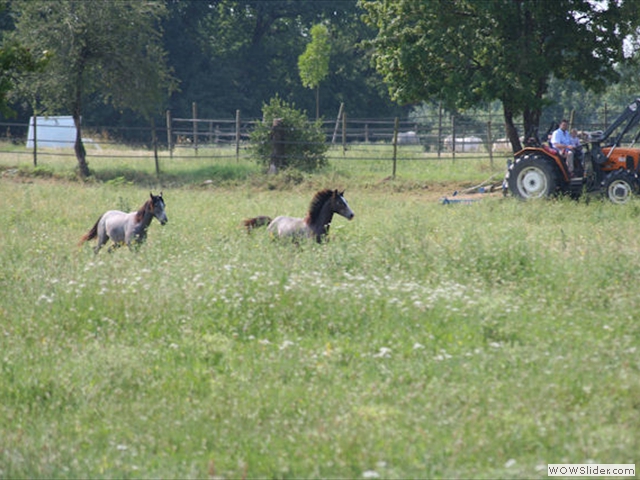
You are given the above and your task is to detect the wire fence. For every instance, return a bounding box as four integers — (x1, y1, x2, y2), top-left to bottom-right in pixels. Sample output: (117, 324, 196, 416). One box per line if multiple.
(0, 107, 617, 169)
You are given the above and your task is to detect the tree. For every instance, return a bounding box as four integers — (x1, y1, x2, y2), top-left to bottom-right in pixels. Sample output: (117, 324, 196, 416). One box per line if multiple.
(298, 23, 331, 119)
(360, 0, 640, 152)
(10, 0, 176, 177)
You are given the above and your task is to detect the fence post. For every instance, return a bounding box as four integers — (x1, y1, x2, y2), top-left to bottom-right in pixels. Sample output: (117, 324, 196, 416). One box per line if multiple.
(392, 116, 399, 178)
(332, 102, 344, 144)
(437, 100, 443, 159)
(451, 115, 456, 162)
(166, 110, 173, 159)
(32, 112, 37, 167)
(192, 101, 198, 155)
(342, 110, 347, 156)
(235, 109, 241, 162)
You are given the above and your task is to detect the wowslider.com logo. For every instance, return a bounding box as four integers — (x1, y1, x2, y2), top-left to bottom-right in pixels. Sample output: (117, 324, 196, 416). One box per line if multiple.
(548, 464, 635, 477)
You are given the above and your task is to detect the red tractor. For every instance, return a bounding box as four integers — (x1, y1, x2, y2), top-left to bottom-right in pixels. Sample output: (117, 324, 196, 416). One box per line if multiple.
(504, 98, 640, 203)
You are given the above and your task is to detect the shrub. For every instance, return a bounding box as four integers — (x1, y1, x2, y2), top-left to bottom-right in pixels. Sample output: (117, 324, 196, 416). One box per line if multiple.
(250, 95, 328, 172)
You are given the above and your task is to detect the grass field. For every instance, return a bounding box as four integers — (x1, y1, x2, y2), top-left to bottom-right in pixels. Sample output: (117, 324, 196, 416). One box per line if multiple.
(1, 146, 639, 478)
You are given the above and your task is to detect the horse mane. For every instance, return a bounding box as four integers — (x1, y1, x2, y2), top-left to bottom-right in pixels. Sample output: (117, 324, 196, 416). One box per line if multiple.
(305, 189, 335, 225)
(134, 199, 152, 223)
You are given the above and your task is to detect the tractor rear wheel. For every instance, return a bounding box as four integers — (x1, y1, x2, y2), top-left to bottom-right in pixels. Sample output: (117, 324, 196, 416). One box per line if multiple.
(602, 170, 638, 204)
(507, 154, 559, 200)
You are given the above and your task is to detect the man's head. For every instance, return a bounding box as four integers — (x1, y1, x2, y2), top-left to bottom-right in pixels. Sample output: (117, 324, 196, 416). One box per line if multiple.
(560, 119, 569, 131)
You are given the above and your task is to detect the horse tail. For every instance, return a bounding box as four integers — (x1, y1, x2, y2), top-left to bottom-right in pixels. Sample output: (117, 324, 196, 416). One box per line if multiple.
(78, 216, 101, 246)
(243, 216, 272, 232)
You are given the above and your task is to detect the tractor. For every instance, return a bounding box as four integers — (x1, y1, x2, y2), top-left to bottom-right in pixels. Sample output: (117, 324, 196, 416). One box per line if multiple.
(503, 98, 640, 203)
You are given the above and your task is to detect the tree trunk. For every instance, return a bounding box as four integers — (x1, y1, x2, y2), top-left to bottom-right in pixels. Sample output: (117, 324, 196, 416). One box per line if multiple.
(523, 106, 542, 145)
(73, 112, 90, 177)
(70, 49, 91, 178)
(503, 104, 522, 153)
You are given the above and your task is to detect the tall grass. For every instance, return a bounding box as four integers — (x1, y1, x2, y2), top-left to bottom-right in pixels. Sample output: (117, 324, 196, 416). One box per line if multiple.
(1, 156, 638, 477)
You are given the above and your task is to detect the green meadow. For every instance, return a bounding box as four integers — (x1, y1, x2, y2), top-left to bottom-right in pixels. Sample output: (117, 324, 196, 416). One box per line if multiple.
(1, 145, 638, 478)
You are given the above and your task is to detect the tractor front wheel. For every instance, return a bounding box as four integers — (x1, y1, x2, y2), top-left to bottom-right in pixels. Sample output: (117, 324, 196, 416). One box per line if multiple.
(602, 170, 638, 204)
(507, 154, 559, 200)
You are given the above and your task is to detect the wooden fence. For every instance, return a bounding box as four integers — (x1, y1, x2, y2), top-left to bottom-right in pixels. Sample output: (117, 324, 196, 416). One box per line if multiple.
(0, 101, 619, 175)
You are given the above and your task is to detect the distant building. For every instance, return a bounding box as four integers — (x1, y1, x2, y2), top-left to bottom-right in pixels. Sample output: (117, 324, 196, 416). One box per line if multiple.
(26, 116, 76, 148)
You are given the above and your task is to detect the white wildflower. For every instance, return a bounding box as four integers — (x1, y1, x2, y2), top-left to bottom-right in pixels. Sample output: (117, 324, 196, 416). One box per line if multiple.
(373, 347, 391, 358)
(279, 340, 294, 350)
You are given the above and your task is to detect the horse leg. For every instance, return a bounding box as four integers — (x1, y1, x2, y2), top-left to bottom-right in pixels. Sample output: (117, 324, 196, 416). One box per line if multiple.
(126, 225, 147, 252)
(108, 242, 123, 253)
(125, 231, 138, 252)
(123, 232, 141, 252)
(94, 228, 108, 254)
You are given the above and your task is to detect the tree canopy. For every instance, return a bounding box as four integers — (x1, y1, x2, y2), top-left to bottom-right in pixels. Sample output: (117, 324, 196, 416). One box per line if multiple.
(360, 0, 640, 150)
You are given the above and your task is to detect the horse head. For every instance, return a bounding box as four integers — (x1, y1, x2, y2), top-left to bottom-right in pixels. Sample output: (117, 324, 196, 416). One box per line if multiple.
(331, 190, 355, 220)
(150, 192, 168, 225)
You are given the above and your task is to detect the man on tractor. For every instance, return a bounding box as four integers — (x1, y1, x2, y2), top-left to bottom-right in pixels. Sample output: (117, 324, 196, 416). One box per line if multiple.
(551, 119, 577, 177)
